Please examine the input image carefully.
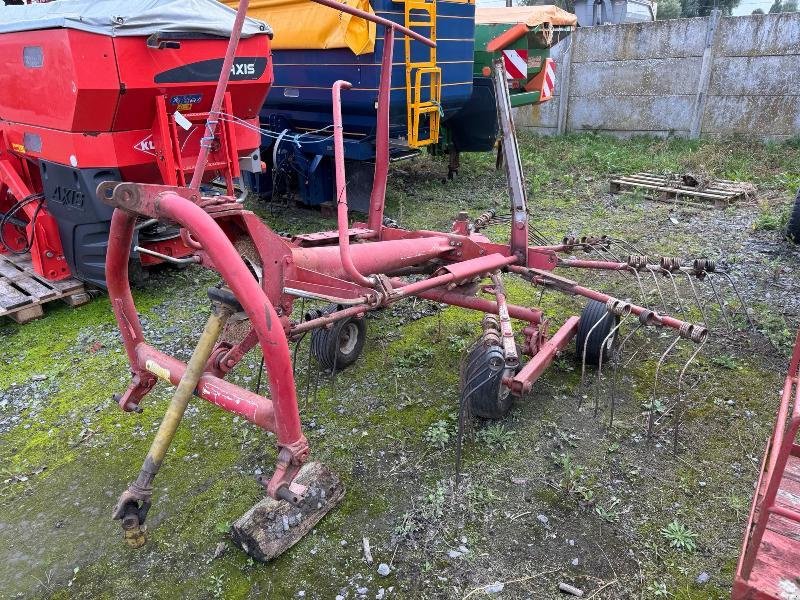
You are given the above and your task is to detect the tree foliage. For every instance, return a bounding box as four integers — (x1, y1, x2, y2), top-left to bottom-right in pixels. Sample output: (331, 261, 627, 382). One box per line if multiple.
(768, 0, 799, 12)
(679, 0, 740, 16)
(657, 0, 683, 18)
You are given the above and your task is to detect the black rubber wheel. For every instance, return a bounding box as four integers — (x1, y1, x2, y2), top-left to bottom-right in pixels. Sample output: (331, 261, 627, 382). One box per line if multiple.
(785, 188, 800, 243)
(575, 300, 619, 367)
(310, 308, 366, 372)
(462, 344, 516, 420)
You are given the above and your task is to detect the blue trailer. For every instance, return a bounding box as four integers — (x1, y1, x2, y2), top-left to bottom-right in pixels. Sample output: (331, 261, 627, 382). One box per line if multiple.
(235, 0, 476, 209)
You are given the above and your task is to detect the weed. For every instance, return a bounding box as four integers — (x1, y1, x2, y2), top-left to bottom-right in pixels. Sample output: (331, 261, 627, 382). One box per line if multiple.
(213, 521, 229, 535)
(477, 424, 517, 451)
(642, 398, 666, 416)
(422, 481, 447, 520)
(752, 201, 788, 232)
(646, 581, 671, 598)
(424, 420, 452, 450)
(711, 355, 738, 369)
(594, 497, 621, 523)
(447, 335, 469, 354)
(551, 452, 595, 505)
(395, 346, 435, 369)
(660, 520, 698, 553)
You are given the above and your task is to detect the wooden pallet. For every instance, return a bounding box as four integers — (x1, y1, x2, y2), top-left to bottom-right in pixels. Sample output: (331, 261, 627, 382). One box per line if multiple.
(0, 254, 90, 324)
(610, 172, 753, 208)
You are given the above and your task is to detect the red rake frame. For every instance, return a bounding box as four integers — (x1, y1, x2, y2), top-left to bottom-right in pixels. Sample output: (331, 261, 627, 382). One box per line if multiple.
(101, 0, 708, 553)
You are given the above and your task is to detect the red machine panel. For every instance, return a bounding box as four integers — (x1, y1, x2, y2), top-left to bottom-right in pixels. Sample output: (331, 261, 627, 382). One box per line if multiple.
(112, 36, 271, 132)
(0, 29, 120, 132)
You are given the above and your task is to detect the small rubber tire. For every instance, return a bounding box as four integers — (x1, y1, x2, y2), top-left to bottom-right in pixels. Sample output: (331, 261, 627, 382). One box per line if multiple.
(785, 188, 800, 243)
(462, 344, 516, 420)
(310, 311, 366, 372)
(576, 300, 619, 367)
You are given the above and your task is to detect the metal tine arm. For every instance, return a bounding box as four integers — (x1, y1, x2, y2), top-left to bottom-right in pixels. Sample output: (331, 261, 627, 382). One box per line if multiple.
(594, 300, 633, 417)
(647, 334, 682, 439)
(673, 331, 709, 452)
(579, 310, 613, 408)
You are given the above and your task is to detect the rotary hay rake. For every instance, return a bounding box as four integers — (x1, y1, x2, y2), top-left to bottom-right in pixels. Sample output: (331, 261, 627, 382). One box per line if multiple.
(102, 0, 751, 560)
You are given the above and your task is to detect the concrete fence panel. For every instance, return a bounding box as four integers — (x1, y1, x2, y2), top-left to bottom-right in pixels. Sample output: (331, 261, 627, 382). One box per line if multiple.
(513, 12, 800, 141)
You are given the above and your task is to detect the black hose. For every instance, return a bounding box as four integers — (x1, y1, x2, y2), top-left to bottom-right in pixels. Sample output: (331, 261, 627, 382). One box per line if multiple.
(0, 193, 45, 255)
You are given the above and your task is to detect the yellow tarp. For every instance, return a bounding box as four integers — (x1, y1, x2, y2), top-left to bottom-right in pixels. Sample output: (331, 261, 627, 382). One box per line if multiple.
(475, 5, 577, 28)
(223, 0, 376, 54)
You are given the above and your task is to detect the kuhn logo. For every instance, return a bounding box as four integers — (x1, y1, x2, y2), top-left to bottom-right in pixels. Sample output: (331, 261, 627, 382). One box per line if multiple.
(231, 62, 256, 76)
(134, 134, 156, 156)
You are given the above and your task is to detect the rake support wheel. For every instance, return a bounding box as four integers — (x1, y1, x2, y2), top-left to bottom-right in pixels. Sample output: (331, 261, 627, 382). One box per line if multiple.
(462, 344, 515, 420)
(576, 300, 619, 367)
(310, 307, 366, 372)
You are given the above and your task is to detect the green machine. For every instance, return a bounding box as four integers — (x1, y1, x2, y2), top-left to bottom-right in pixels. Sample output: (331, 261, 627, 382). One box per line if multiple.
(435, 6, 576, 175)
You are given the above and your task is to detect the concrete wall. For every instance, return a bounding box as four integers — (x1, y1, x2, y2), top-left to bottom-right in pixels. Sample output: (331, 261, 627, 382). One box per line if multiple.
(514, 12, 800, 140)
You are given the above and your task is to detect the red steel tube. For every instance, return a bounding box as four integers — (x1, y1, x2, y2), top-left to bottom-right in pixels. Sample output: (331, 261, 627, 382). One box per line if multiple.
(136, 345, 275, 431)
(558, 258, 631, 271)
(310, 0, 435, 47)
(291, 236, 452, 279)
(188, 0, 250, 189)
(510, 265, 692, 333)
(332, 80, 374, 288)
(367, 25, 394, 234)
(394, 254, 518, 299)
(394, 281, 542, 324)
(106, 196, 304, 451)
(738, 329, 800, 580)
(155, 193, 303, 446)
(510, 316, 580, 394)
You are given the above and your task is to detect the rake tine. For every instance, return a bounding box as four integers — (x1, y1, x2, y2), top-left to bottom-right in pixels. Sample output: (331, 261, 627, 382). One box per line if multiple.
(718, 270, 756, 331)
(647, 334, 682, 440)
(303, 329, 315, 405)
(254, 356, 265, 395)
(673, 333, 708, 453)
(647, 267, 669, 315)
(707, 273, 733, 329)
(331, 330, 339, 400)
(608, 322, 644, 427)
(662, 269, 688, 320)
(608, 236, 647, 257)
(681, 270, 710, 326)
(291, 331, 308, 376)
(579, 311, 611, 409)
(594, 308, 631, 418)
(627, 268, 651, 311)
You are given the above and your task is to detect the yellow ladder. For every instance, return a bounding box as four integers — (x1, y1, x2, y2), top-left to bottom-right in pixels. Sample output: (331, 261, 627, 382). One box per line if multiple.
(401, 0, 441, 147)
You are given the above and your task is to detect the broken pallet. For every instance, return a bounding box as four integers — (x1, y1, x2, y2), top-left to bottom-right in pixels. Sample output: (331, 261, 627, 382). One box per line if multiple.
(610, 172, 752, 208)
(0, 254, 89, 324)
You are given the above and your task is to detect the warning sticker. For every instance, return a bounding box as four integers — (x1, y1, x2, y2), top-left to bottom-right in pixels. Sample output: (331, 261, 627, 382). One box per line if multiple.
(145, 359, 171, 382)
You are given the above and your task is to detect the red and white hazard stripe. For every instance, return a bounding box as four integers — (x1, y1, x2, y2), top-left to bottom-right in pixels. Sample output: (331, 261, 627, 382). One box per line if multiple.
(540, 58, 556, 101)
(502, 49, 528, 80)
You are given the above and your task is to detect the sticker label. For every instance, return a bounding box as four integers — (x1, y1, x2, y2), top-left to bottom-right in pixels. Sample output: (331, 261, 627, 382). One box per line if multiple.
(145, 359, 171, 382)
(133, 134, 156, 156)
(173, 111, 192, 131)
(11, 143, 26, 154)
(170, 94, 203, 105)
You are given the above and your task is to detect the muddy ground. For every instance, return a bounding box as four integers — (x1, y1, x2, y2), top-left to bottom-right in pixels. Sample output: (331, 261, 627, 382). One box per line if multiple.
(1, 133, 799, 599)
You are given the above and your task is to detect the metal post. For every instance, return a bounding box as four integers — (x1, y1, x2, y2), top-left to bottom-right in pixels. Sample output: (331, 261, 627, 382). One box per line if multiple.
(556, 33, 575, 136)
(689, 9, 721, 139)
(492, 58, 529, 266)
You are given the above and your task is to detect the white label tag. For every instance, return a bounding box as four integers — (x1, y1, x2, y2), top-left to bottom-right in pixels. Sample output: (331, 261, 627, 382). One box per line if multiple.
(173, 110, 192, 131)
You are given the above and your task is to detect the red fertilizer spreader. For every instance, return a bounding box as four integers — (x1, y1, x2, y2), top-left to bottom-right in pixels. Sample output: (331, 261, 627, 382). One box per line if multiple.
(0, 0, 272, 287)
